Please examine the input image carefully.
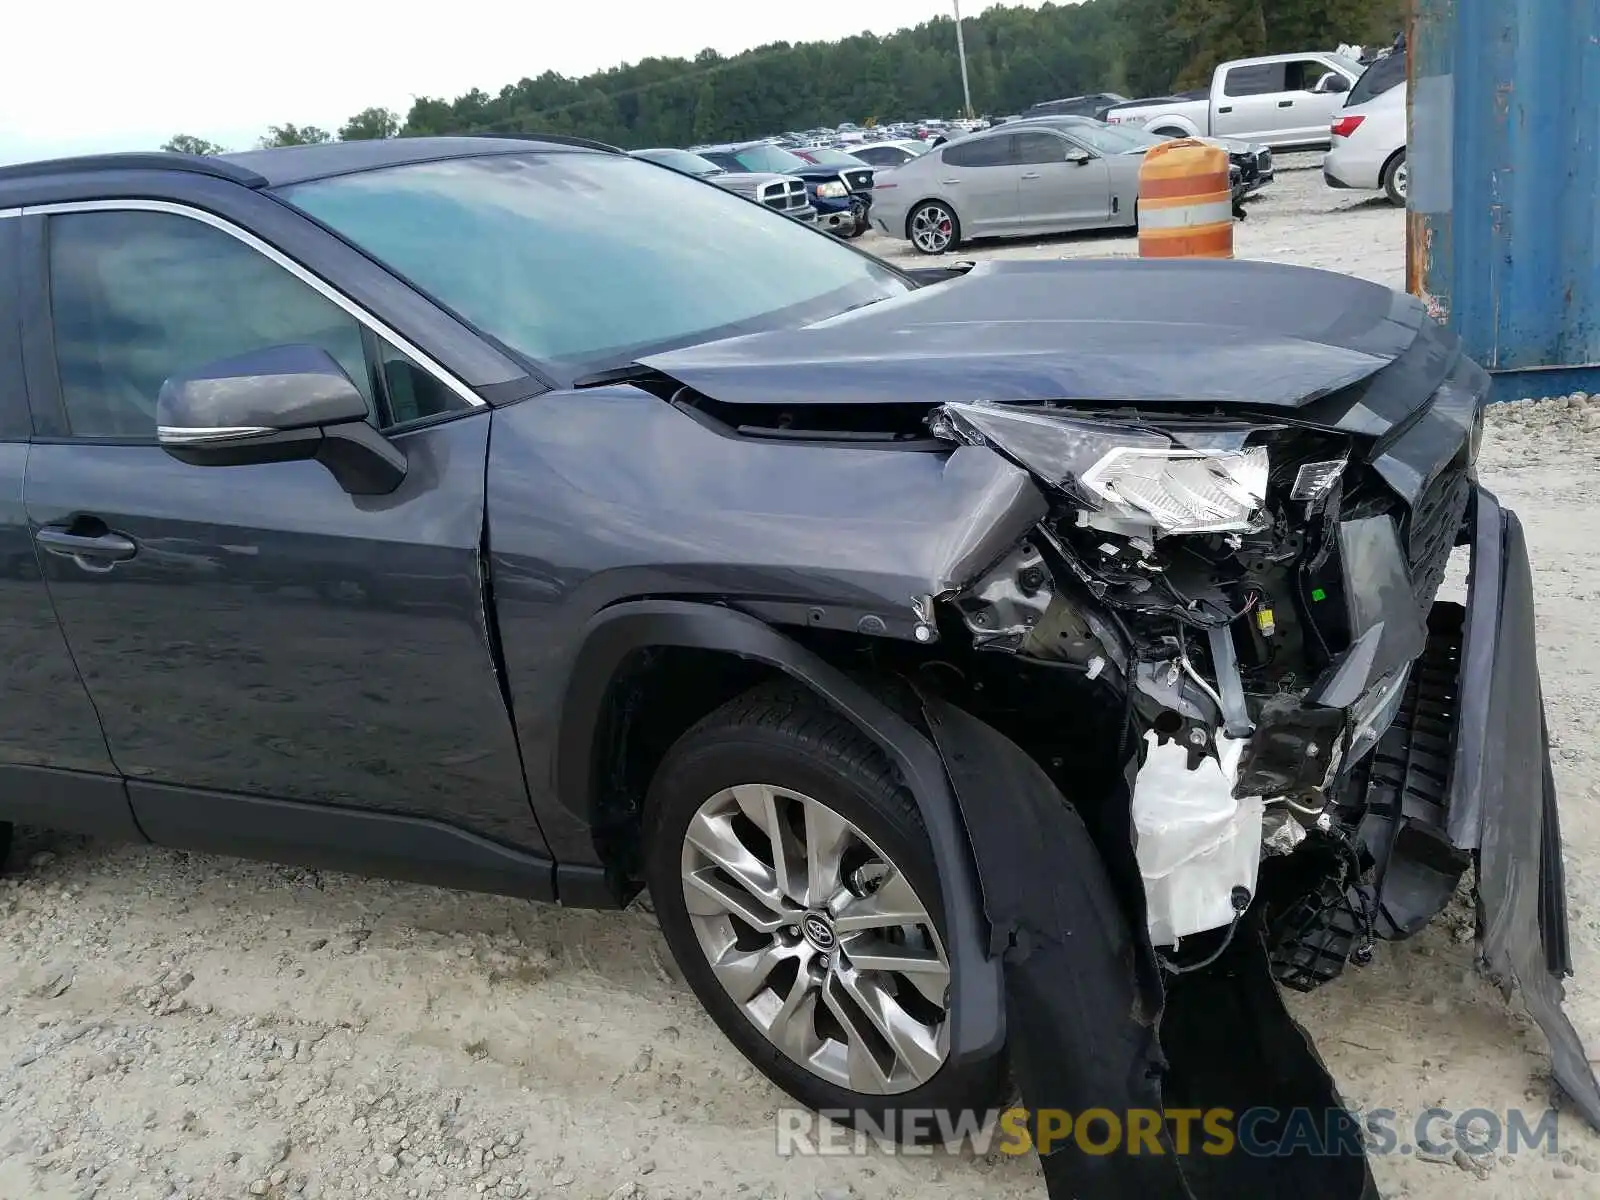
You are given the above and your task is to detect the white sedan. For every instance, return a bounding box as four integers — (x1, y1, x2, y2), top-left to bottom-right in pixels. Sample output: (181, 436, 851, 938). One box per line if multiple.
(1322, 82, 1407, 206)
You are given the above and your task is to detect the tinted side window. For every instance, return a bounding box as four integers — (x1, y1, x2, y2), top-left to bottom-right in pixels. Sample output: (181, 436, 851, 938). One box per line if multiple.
(1222, 63, 1288, 97)
(942, 136, 1009, 168)
(1285, 59, 1337, 92)
(1346, 51, 1406, 107)
(1014, 131, 1070, 164)
(47, 211, 371, 440)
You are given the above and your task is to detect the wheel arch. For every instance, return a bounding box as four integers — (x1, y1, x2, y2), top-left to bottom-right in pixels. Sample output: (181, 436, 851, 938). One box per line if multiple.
(554, 599, 1005, 1067)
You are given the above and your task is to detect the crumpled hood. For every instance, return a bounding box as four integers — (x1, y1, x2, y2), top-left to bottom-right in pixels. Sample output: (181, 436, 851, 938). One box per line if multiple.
(642, 258, 1430, 410)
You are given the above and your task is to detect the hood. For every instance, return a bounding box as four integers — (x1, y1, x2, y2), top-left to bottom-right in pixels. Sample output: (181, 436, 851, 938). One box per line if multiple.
(641, 259, 1435, 411)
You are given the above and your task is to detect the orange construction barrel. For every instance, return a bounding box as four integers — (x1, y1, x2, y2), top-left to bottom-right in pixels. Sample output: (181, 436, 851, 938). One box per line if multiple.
(1137, 139, 1234, 259)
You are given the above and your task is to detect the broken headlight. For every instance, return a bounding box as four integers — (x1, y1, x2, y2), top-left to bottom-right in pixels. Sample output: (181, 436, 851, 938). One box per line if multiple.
(935, 401, 1269, 535)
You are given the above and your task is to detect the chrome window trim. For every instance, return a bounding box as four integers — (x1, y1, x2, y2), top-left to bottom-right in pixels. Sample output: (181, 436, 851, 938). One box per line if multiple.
(22, 198, 485, 411)
(0, 207, 20, 220)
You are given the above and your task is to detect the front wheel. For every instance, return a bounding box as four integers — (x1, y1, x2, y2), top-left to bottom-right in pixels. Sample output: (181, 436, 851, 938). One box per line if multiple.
(1382, 150, 1408, 207)
(907, 201, 960, 255)
(644, 684, 1008, 1138)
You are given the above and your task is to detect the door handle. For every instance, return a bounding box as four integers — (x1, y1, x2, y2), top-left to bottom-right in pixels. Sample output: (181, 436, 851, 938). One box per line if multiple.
(1278, 99, 1294, 107)
(1218, 106, 1233, 114)
(939, 178, 960, 185)
(1021, 171, 1041, 179)
(36, 527, 138, 566)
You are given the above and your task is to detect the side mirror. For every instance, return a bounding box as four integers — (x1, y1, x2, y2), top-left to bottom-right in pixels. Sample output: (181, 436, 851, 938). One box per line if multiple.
(1065, 147, 1092, 165)
(157, 344, 407, 496)
(1313, 72, 1350, 94)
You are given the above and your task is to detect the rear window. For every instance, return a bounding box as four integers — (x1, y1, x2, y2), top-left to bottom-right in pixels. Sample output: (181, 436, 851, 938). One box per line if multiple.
(1346, 51, 1406, 107)
(1222, 63, 1288, 97)
(941, 136, 1009, 168)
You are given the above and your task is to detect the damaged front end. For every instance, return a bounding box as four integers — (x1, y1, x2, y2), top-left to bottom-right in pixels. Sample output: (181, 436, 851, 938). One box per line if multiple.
(911, 347, 1599, 1194)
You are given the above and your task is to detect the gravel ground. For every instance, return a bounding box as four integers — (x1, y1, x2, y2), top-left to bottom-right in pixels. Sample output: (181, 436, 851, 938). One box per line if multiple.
(4, 162, 1600, 1200)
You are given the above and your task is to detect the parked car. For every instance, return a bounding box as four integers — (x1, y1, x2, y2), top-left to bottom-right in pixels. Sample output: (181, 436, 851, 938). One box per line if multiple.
(1011, 115, 1274, 198)
(789, 147, 871, 170)
(1322, 81, 1408, 206)
(1104, 51, 1366, 148)
(849, 140, 931, 168)
(0, 137, 1589, 1177)
(693, 140, 874, 237)
(629, 148, 816, 222)
(873, 120, 1236, 254)
(1343, 44, 1407, 109)
(1021, 93, 1130, 120)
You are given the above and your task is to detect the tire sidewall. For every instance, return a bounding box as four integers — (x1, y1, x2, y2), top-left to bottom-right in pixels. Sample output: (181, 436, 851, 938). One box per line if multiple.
(1384, 151, 1407, 207)
(644, 721, 995, 1123)
(907, 202, 958, 255)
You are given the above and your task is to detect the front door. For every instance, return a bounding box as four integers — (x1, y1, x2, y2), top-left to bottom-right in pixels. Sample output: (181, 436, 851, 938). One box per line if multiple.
(1012, 130, 1111, 229)
(19, 205, 542, 848)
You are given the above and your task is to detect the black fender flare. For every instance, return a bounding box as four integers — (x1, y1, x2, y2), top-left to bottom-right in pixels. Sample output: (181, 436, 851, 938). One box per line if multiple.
(556, 598, 1006, 1067)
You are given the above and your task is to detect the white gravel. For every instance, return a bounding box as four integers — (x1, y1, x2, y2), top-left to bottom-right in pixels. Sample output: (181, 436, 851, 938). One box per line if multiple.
(4, 163, 1600, 1200)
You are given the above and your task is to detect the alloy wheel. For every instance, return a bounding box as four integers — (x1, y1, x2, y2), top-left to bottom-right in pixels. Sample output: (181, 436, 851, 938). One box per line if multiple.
(1395, 161, 1408, 198)
(678, 783, 950, 1095)
(909, 204, 955, 253)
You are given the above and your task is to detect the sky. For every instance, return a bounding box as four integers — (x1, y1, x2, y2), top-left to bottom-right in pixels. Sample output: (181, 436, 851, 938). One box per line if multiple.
(2, 1, 1056, 164)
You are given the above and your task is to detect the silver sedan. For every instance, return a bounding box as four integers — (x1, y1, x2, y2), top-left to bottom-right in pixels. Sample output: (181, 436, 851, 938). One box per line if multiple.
(869, 123, 1149, 254)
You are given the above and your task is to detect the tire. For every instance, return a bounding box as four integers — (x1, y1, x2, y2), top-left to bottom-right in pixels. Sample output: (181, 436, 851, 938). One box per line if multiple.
(1382, 150, 1407, 207)
(644, 683, 1008, 1140)
(906, 201, 960, 255)
(0, 822, 12, 873)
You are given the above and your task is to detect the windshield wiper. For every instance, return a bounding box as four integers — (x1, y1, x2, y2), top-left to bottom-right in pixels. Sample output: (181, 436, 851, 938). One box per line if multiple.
(571, 362, 667, 389)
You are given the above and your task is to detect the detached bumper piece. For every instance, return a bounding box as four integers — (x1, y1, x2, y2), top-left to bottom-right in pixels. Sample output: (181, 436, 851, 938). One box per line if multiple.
(1455, 488, 1598, 1126)
(924, 697, 1377, 1200)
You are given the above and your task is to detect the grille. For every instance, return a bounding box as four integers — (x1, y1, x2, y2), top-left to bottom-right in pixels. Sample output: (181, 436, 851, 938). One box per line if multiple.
(759, 180, 809, 213)
(1258, 148, 1273, 172)
(1405, 451, 1472, 610)
(843, 169, 874, 193)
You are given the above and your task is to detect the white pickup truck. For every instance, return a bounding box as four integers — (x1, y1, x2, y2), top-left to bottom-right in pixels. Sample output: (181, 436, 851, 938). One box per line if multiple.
(1104, 51, 1367, 149)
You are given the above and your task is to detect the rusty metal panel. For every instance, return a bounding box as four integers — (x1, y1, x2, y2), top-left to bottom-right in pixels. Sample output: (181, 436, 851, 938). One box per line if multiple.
(1409, 0, 1600, 400)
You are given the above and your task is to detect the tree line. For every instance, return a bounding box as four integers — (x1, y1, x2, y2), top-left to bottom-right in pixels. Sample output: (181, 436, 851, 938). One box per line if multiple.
(164, 0, 1404, 155)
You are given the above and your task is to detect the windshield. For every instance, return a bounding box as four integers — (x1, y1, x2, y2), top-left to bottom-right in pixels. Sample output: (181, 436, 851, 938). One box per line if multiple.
(281, 152, 909, 376)
(803, 148, 868, 167)
(1061, 122, 1153, 155)
(732, 144, 812, 173)
(634, 148, 723, 177)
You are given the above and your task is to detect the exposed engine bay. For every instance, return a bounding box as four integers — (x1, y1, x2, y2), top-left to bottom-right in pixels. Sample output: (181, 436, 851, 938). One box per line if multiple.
(927, 394, 1463, 980)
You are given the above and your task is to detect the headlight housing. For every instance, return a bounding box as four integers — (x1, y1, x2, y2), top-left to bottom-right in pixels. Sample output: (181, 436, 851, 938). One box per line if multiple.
(935, 401, 1270, 535)
(815, 181, 849, 199)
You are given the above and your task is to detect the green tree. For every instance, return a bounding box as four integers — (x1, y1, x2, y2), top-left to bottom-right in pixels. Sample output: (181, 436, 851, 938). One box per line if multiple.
(338, 107, 400, 141)
(387, 0, 1401, 148)
(258, 123, 333, 148)
(161, 134, 225, 155)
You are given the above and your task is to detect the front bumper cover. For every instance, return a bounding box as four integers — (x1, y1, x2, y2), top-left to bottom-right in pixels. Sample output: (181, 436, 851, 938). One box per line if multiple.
(1454, 486, 1599, 1125)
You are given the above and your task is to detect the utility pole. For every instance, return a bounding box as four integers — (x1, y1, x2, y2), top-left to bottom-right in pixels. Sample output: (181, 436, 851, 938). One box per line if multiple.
(953, 0, 974, 118)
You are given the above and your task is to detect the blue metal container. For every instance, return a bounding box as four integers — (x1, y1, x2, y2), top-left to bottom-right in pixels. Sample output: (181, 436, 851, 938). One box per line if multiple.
(1409, 0, 1600, 401)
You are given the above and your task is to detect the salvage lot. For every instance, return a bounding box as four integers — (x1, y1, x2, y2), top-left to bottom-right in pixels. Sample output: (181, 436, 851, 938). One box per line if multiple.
(2, 161, 1600, 1200)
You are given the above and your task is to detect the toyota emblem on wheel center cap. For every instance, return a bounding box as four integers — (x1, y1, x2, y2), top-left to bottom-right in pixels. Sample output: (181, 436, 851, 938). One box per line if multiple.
(801, 912, 836, 951)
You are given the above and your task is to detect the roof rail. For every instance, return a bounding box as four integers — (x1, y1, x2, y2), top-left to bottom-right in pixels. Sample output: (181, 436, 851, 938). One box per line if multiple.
(451, 132, 624, 155)
(0, 152, 268, 188)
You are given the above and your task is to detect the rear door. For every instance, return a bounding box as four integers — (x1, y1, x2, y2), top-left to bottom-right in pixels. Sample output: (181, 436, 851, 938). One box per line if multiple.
(17, 201, 542, 851)
(1211, 61, 1290, 141)
(935, 135, 1020, 235)
(1012, 130, 1111, 229)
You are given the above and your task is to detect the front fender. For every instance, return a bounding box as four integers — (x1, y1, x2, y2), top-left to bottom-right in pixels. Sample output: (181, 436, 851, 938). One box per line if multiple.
(556, 598, 1007, 1070)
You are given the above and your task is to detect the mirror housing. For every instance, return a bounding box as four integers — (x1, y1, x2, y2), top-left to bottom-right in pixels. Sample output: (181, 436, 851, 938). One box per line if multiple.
(158, 344, 407, 495)
(1065, 147, 1092, 165)
(1313, 72, 1350, 94)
